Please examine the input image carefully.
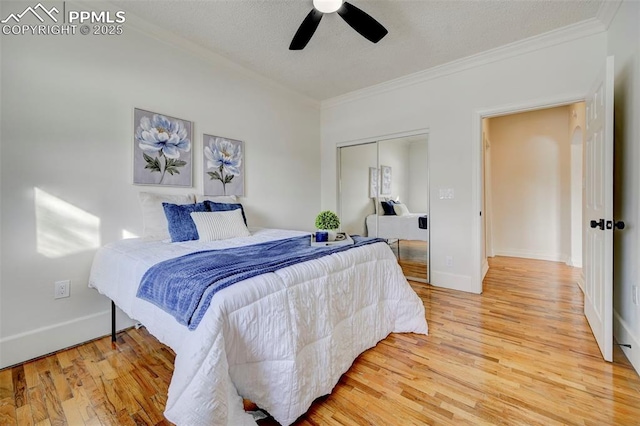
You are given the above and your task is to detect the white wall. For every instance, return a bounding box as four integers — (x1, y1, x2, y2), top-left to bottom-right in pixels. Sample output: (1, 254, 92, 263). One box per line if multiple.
(488, 106, 572, 263)
(608, 0, 640, 375)
(407, 140, 429, 214)
(378, 139, 410, 203)
(339, 143, 377, 235)
(321, 33, 606, 292)
(0, 7, 320, 367)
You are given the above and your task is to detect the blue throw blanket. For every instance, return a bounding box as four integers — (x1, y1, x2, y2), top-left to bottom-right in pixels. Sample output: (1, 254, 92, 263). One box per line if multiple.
(137, 235, 384, 330)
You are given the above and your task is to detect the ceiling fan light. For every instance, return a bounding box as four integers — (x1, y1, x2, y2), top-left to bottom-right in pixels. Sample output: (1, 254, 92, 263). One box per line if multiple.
(313, 0, 343, 14)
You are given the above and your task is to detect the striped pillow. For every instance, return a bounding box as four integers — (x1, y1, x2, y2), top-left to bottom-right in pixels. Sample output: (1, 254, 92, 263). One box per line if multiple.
(190, 209, 250, 241)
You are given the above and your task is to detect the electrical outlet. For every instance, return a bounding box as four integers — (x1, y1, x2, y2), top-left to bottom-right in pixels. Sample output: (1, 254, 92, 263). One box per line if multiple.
(54, 280, 70, 299)
(445, 256, 454, 267)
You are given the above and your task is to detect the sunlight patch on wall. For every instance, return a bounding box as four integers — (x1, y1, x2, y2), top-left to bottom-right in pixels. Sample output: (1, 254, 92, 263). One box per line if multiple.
(35, 188, 101, 258)
(122, 229, 139, 239)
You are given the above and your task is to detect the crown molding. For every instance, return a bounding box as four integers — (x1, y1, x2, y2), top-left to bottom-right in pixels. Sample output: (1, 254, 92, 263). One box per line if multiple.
(321, 17, 607, 109)
(75, 0, 320, 109)
(67, 1, 616, 111)
(596, 0, 622, 30)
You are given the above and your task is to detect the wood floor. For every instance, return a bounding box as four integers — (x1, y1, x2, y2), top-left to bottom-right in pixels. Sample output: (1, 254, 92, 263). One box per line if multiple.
(2, 256, 640, 425)
(394, 240, 429, 281)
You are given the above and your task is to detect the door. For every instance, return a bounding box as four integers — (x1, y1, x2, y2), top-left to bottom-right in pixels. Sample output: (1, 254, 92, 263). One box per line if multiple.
(584, 56, 614, 362)
(337, 134, 430, 283)
(338, 142, 378, 237)
(377, 136, 430, 282)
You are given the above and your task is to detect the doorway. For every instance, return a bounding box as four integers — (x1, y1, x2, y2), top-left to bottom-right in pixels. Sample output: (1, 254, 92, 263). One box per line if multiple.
(482, 103, 586, 276)
(472, 96, 587, 294)
(473, 58, 615, 363)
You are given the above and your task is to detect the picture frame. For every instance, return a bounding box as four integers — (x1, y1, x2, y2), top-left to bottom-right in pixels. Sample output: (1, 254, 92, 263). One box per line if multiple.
(203, 134, 245, 196)
(133, 108, 193, 186)
(369, 167, 378, 198)
(380, 165, 392, 196)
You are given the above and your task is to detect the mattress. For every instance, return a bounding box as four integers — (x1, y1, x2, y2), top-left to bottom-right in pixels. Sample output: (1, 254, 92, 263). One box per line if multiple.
(366, 214, 429, 241)
(88, 228, 428, 425)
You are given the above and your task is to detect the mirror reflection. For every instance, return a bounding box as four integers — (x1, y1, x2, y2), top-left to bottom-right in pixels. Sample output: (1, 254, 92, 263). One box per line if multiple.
(338, 134, 429, 282)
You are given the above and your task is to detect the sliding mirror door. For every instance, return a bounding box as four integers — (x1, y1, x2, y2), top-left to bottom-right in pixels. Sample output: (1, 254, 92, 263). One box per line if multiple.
(338, 142, 378, 237)
(378, 135, 429, 281)
(338, 134, 429, 282)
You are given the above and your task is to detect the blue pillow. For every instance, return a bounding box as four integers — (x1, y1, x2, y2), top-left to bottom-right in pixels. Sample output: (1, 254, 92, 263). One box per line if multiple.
(204, 201, 247, 225)
(163, 202, 208, 242)
(381, 201, 396, 216)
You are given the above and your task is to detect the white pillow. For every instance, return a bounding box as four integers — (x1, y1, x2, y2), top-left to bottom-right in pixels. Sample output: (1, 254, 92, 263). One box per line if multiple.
(190, 210, 250, 241)
(195, 194, 238, 204)
(393, 203, 411, 216)
(139, 192, 195, 240)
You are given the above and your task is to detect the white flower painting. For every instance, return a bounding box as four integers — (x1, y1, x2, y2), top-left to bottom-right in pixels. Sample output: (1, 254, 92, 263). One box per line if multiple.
(380, 165, 392, 196)
(203, 135, 244, 196)
(133, 108, 192, 186)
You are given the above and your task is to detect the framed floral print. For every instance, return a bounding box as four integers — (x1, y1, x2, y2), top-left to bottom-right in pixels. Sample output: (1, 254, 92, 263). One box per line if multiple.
(133, 108, 193, 186)
(380, 165, 392, 196)
(203, 134, 245, 196)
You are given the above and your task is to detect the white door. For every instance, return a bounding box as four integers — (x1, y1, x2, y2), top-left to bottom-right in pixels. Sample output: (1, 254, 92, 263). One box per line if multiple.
(584, 56, 614, 362)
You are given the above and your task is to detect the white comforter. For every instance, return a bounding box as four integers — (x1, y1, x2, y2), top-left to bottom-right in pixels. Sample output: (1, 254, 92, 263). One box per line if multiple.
(88, 228, 428, 425)
(366, 214, 429, 241)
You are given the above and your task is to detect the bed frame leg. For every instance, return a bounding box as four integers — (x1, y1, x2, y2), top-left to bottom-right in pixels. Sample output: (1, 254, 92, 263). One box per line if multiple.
(111, 301, 116, 343)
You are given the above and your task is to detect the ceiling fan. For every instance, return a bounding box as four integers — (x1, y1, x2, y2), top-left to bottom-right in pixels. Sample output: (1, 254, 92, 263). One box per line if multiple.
(290, 0, 388, 50)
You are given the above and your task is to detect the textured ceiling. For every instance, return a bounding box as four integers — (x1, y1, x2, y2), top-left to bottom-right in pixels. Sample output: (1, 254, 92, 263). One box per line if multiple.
(112, 0, 604, 101)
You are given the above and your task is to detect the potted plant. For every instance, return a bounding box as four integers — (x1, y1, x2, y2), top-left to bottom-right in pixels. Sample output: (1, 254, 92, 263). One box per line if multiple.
(315, 210, 340, 242)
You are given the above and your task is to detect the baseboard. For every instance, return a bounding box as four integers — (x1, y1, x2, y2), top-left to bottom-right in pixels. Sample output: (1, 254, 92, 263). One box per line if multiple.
(613, 310, 640, 376)
(577, 272, 585, 293)
(568, 257, 583, 268)
(0, 309, 135, 369)
(493, 248, 569, 263)
(482, 259, 490, 280)
(430, 270, 478, 294)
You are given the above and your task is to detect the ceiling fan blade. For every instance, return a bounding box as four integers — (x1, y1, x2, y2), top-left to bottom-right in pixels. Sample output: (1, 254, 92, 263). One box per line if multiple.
(289, 9, 323, 50)
(337, 2, 388, 43)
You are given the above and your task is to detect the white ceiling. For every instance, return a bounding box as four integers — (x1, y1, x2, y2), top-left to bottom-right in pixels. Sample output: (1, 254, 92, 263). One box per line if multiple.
(112, 0, 606, 101)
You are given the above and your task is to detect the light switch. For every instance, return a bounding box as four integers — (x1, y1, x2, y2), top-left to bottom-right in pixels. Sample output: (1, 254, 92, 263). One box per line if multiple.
(439, 188, 454, 199)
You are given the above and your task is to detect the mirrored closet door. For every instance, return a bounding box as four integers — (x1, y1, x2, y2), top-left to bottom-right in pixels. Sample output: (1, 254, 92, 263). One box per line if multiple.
(338, 134, 429, 282)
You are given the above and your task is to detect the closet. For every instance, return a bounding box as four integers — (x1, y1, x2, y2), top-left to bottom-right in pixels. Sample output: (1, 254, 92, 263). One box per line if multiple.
(337, 134, 430, 282)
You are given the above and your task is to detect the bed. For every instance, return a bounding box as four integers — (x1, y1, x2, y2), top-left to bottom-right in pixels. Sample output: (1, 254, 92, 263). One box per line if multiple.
(366, 213, 429, 241)
(88, 227, 428, 426)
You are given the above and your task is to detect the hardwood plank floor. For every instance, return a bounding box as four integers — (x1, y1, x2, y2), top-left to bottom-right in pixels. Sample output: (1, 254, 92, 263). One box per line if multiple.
(2, 256, 639, 425)
(394, 240, 428, 281)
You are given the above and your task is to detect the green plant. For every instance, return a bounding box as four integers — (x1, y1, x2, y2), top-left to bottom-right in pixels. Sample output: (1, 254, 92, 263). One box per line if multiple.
(315, 210, 340, 230)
